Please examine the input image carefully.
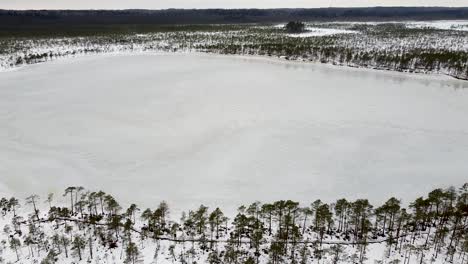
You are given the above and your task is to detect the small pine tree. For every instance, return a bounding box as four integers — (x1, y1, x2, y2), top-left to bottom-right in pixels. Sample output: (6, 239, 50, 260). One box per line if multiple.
(40, 250, 58, 264)
(9, 237, 21, 261)
(330, 244, 346, 264)
(299, 242, 310, 264)
(61, 235, 70, 258)
(207, 249, 222, 264)
(71, 235, 86, 261)
(125, 241, 141, 264)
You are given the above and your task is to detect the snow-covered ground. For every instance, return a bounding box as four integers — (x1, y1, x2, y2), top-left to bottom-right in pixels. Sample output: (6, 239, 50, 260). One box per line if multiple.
(330, 20, 468, 31)
(0, 204, 456, 264)
(277, 20, 468, 35)
(1, 53, 468, 215)
(405, 20, 468, 31)
(287, 27, 359, 37)
(274, 23, 359, 36)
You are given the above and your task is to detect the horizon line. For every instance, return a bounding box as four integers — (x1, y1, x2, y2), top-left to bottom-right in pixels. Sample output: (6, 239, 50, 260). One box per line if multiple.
(2, 6, 467, 11)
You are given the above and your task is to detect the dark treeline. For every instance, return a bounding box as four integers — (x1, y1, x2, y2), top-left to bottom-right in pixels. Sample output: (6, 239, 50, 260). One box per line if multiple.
(0, 183, 467, 263)
(210, 42, 468, 80)
(1, 7, 468, 30)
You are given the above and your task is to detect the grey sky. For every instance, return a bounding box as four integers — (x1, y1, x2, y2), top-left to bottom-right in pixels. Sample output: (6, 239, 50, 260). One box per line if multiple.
(2, 0, 468, 10)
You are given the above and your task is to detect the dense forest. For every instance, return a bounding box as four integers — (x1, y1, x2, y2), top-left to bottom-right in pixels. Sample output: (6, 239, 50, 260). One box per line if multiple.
(1, 7, 468, 30)
(0, 183, 466, 263)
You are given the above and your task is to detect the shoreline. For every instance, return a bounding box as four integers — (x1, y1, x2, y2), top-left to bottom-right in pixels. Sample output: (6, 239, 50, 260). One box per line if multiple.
(1, 49, 466, 85)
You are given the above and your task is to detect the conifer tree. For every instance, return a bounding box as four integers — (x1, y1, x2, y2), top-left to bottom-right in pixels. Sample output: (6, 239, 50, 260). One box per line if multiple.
(9, 237, 21, 261)
(63, 187, 76, 215)
(61, 235, 70, 258)
(71, 235, 86, 261)
(8, 197, 19, 217)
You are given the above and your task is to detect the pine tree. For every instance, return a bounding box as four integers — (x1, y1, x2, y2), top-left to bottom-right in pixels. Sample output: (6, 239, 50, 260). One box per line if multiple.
(71, 235, 86, 261)
(105, 194, 121, 216)
(126, 204, 140, 224)
(194, 205, 208, 236)
(25, 194, 40, 221)
(207, 249, 222, 264)
(315, 203, 333, 246)
(301, 207, 313, 235)
(63, 187, 76, 215)
(9, 237, 21, 261)
(141, 208, 153, 228)
(261, 203, 274, 235)
(8, 197, 19, 216)
(209, 207, 225, 239)
(61, 235, 70, 258)
(330, 244, 346, 264)
(299, 241, 310, 264)
(40, 250, 58, 264)
(46, 193, 54, 210)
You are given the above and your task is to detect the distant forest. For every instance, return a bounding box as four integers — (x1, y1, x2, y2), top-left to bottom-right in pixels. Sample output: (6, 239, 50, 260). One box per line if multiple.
(1, 7, 468, 30)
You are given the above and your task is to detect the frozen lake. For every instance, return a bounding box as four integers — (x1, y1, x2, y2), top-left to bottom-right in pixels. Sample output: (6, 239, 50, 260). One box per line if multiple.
(1, 53, 468, 214)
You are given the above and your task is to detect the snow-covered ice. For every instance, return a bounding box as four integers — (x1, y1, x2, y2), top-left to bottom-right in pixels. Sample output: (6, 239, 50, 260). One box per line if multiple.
(0, 53, 468, 214)
(329, 20, 468, 31)
(405, 20, 468, 31)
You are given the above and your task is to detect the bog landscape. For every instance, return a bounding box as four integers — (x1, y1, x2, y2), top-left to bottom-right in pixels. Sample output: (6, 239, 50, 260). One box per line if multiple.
(0, 6, 467, 264)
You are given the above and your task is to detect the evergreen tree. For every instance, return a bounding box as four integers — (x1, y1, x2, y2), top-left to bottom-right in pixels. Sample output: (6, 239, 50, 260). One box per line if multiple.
(61, 235, 70, 258)
(25, 194, 40, 221)
(9, 237, 21, 261)
(141, 208, 153, 228)
(46, 193, 54, 210)
(125, 241, 141, 264)
(330, 244, 346, 264)
(209, 208, 225, 239)
(71, 235, 86, 261)
(63, 187, 76, 215)
(8, 197, 19, 216)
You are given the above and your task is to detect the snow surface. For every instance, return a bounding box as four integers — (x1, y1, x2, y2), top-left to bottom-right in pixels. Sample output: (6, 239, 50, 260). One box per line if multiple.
(277, 20, 468, 37)
(287, 27, 359, 37)
(405, 20, 468, 31)
(329, 20, 468, 31)
(274, 23, 358, 37)
(1, 53, 468, 215)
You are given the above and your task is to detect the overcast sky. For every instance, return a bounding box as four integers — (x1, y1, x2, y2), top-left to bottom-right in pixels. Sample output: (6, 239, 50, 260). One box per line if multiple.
(2, 0, 468, 10)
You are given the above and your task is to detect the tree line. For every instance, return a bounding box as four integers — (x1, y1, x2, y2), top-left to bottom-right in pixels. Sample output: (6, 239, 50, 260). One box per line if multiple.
(0, 183, 467, 263)
(2, 23, 468, 81)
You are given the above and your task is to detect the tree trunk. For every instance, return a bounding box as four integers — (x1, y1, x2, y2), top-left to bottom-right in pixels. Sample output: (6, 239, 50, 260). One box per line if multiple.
(424, 224, 431, 246)
(70, 192, 74, 215)
(32, 199, 40, 221)
(64, 243, 68, 258)
(302, 214, 308, 235)
(89, 236, 93, 259)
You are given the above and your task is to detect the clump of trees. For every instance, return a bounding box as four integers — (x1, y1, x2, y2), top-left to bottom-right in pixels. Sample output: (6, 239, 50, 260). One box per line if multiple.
(0, 183, 467, 263)
(285, 21, 306, 33)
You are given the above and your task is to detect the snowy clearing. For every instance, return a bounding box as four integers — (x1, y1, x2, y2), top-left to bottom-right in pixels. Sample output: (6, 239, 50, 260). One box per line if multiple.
(405, 20, 468, 31)
(287, 27, 359, 37)
(329, 20, 468, 31)
(274, 23, 359, 37)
